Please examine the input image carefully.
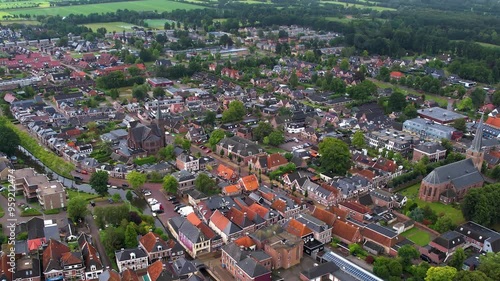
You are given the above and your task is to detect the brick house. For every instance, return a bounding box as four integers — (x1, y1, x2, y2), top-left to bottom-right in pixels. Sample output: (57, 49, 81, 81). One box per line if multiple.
(139, 232, 170, 262)
(209, 210, 243, 243)
(176, 153, 199, 172)
(222, 184, 242, 196)
(331, 220, 362, 244)
(114, 248, 148, 272)
(238, 174, 260, 192)
(361, 223, 402, 256)
(249, 153, 288, 173)
(413, 142, 447, 162)
(217, 164, 238, 183)
(221, 243, 272, 281)
(420, 231, 466, 264)
(217, 136, 266, 165)
(42, 239, 85, 281)
(338, 201, 371, 221)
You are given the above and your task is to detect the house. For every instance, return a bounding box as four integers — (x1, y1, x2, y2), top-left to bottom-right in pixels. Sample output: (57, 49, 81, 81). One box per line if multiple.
(284, 218, 324, 258)
(147, 77, 174, 88)
(176, 153, 200, 172)
(250, 153, 288, 173)
(36, 181, 67, 210)
(217, 164, 238, 183)
(251, 225, 304, 270)
(311, 207, 336, 226)
(238, 174, 259, 192)
(114, 248, 148, 272)
(209, 210, 243, 243)
(43, 239, 85, 280)
(167, 216, 210, 258)
(413, 142, 447, 162)
(420, 231, 465, 264)
(144, 260, 169, 281)
(78, 233, 104, 280)
(127, 121, 164, 155)
(299, 261, 345, 281)
(185, 127, 207, 144)
(221, 243, 272, 281)
(418, 107, 467, 124)
(338, 201, 371, 221)
(139, 232, 170, 262)
(456, 221, 500, 253)
(361, 223, 402, 256)
(222, 184, 242, 196)
(217, 136, 266, 164)
(270, 196, 301, 220)
(390, 71, 404, 80)
(171, 170, 196, 193)
(331, 220, 362, 245)
(403, 118, 458, 141)
(296, 214, 332, 244)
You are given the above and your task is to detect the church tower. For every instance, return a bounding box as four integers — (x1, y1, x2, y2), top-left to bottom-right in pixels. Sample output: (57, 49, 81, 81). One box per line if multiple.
(466, 114, 485, 170)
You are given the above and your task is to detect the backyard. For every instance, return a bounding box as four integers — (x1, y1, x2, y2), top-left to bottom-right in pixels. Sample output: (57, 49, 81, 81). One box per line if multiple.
(401, 227, 433, 246)
(400, 183, 465, 225)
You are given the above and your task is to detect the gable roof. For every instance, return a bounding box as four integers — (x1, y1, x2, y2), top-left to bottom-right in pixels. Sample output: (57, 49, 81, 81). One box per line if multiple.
(237, 257, 270, 278)
(223, 184, 241, 194)
(332, 220, 360, 242)
(147, 260, 165, 281)
(423, 158, 483, 190)
(239, 174, 259, 192)
(43, 239, 70, 272)
(285, 218, 313, 238)
(217, 164, 236, 181)
(301, 261, 340, 279)
(139, 232, 168, 253)
(311, 207, 336, 226)
(122, 268, 140, 281)
(267, 153, 288, 169)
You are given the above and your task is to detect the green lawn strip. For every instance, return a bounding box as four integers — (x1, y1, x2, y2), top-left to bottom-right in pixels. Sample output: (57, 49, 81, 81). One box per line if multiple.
(67, 189, 101, 201)
(401, 227, 432, 246)
(21, 208, 42, 216)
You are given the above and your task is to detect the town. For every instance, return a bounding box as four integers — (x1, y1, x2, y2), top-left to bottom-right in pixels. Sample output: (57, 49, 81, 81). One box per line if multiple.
(0, 1, 499, 281)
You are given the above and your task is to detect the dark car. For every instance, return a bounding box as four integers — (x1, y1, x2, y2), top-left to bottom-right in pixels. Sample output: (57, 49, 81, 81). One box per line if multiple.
(174, 204, 185, 212)
(90, 201, 96, 207)
(171, 200, 179, 205)
(122, 183, 129, 188)
(74, 176, 83, 182)
(167, 196, 176, 201)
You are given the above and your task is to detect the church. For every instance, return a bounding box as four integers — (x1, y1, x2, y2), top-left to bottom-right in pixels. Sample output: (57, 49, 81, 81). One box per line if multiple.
(418, 117, 485, 204)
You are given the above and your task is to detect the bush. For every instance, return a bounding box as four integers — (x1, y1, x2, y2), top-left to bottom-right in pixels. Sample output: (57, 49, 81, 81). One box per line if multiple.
(365, 256, 375, 264)
(133, 156, 157, 166)
(44, 208, 61, 215)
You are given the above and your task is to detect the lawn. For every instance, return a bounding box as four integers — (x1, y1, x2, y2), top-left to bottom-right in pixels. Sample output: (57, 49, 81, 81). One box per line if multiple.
(402, 227, 432, 246)
(0, 20, 40, 25)
(264, 145, 286, 154)
(143, 19, 176, 29)
(83, 22, 136, 33)
(67, 189, 100, 201)
(325, 16, 356, 23)
(400, 183, 466, 225)
(321, 0, 396, 11)
(6, 0, 206, 17)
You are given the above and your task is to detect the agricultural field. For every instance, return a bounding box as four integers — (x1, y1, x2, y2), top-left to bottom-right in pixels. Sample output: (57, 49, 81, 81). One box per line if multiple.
(83, 22, 136, 33)
(2, 0, 206, 17)
(321, 0, 397, 11)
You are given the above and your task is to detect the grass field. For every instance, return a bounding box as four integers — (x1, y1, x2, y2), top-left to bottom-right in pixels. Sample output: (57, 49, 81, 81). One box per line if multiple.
(325, 16, 356, 23)
(402, 227, 432, 246)
(400, 183, 466, 225)
(144, 19, 176, 29)
(451, 40, 500, 49)
(0, 20, 40, 25)
(83, 21, 135, 32)
(67, 189, 100, 201)
(321, 0, 396, 11)
(4, 0, 206, 17)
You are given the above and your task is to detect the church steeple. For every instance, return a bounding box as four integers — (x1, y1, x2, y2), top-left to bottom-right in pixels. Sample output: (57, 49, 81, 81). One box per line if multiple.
(466, 113, 485, 170)
(470, 113, 484, 152)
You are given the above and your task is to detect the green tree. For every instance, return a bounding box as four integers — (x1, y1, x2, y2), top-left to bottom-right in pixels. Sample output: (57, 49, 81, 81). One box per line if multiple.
(453, 271, 492, 281)
(268, 131, 285, 146)
(478, 252, 500, 280)
(126, 171, 147, 192)
(388, 91, 407, 112)
(289, 71, 298, 88)
(209, 129, 226, 147)
(132, 84, 148, 100)
(203, 111, 216, 126)
(124, 222, 138, 248)
(340, 58, 349, 71)
(126, 190, 133, 201)
(194, 173, 217, 195)
(457, 97, 473, 111)
(101, 226, 125, 259)
(67, 197, 89, 222)
(403, 103, 418, 119)
(425, 266, 457, 281)
(162, 175, 178, 194)
(89, 171, 109, 196)
(448, 248, 466, 271)
(158, 145, 176, 161)
(411, 262, 431, 281)
(253, 122, 274, 142)
(452, 118, 467, 133)
(351, 131, 366, 149)
(222, 100, 246, 123)
(152, 87, 165, 98)
(0, 124, 20, 156)
(492, 90, 500, 106)
(128, 66, 141, 77)
(318, 137, 352, 175)
(470, 88, 485, 109)
(373, 257, 403, 280)
(434, 215, 455, 233)
(398, 244, 419, 268)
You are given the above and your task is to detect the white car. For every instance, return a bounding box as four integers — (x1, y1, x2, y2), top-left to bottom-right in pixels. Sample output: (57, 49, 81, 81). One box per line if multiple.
(144, 191, 152, 196)
(147, 198, 158, 205)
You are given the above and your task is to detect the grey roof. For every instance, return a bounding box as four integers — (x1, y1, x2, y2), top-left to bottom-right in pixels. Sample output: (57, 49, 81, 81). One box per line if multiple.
(414, 142, 446, 154)
(296, 214, 330, 233)
(44, 225, 60, 241)
(172, 257, 198, 276)
(301, 261, 340, 279)
(14, 240, 28, 254)
(171, 170, 195, 182)
(179, 219, 206, 243)
(365, 223, 398, 238)
(115, 248, 147, 261)
(423, 158, 483, 190)
(237, 257, 270, 278)
(433, 231, 465, 249)
(418, 107, 466, 122)
(456, 221, 500, 245)
(218, 136, 264, 157)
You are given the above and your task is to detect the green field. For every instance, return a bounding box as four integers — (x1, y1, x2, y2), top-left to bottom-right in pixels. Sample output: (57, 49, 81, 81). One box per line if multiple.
(4, 0, 206, 17)
(0, 20, 40, 25)
(400, 183, 466, 225)
(143, 19, 176, 29)
(83, 21, 135, 32)
(402, 227, 433, 246)
(321, 0, 396, 11)
(325, 16, 356, 23)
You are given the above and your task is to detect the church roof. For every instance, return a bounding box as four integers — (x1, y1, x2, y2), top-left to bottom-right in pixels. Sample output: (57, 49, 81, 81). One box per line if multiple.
(470, 114, 484, 152)
(423, 158, 483, 190)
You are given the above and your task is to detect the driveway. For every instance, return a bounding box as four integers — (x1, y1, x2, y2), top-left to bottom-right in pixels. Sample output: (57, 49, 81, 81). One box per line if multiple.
(85, 214, 112, 268)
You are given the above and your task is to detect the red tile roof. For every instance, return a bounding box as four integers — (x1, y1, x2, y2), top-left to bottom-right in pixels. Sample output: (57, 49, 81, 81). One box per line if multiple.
(332, 220, 361, 243)
(340, 201, 371, 214)
(122, 268, 140, 281)
(285, 219, 312, 238)
(139, 232, 167, 253)
(234, 236, 256, 248)
(217, 164, 236, 181)
(43, 239, 70, 271)
(311, 207, 336, 226)
(239, 174, 259, 191)
(267, 153, 288, 169)
(486, 115, 500, 129)
(223, 184, 241, 195)
(186, 213, 202, 227)
(147, 260, 164, 281)
(210, 210, 230, 231)
(248, 203, 269, 219)
(329, 206, 348, 221)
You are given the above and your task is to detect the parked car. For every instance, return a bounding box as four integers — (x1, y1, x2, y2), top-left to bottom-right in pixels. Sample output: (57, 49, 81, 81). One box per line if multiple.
(171, 200, 179, 205)
(143, 190, 152, 196)
(167, 196, 176, 201)
(173, 204, 185, 212)
(199, 145, 206, 150)
(204, 149, 212, 153)
(90, 201, 96, 207)
(110, 186, 118, 189)
(147, 198, 158, 205)
(81, 170, 88, 175)
(122, 183, 129, 188)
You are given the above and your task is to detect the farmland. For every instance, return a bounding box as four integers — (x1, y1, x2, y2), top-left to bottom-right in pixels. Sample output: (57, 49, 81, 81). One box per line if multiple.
(2, 0, 206, 17)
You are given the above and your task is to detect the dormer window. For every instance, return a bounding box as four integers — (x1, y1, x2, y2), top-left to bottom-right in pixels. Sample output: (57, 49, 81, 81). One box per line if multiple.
(130, 253, 136, 259)
(157, 246, 163, 251)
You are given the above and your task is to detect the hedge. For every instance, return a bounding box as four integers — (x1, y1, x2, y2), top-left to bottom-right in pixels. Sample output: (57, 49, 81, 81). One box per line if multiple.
(2, 117, 74, 178)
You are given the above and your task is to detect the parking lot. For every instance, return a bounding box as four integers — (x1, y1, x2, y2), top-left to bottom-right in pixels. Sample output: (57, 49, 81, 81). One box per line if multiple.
(279, 135, 314, 152)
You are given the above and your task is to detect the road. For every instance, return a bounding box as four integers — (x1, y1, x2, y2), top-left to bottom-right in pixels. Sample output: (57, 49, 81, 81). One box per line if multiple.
(85, 214, 112, 268)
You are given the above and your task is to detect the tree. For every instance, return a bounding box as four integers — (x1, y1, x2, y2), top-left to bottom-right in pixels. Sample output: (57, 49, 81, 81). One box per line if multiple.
(457, 97, 474, 111)
(268, 131, 285, 146)
(132, 84, 148, 100)
(90, 171, 109, 196)
(194, 173, 217, 195)
(470, 88, 485, 109)
(453, 271, 492, 281)
(492, 90, 500, 106)
(425, 266, 457, 281)
(318, 137, 352, 175)
(153, 87, 165, 98)
(289, 71, 298, 88)
(448, 248, 466, 271)
(340, 58, 349, 71)
(478, 252, 500, 280)
(409, 207, 425, 222)
(67, 197, 89, 222)
(452, 119, 467, 133)
(126, 190, 133, 201)
(162, 175, 178, 194)
(404, 104, 418, 119)
(222, 100, 246, 123)
(388, 91, 407, 112)
(253, 122, 274, 142)
(126, 171, 147, 192)
(209, 129, 226, 147)
(124, 222, 138, 248)
(158, 145, 176, 161)
(434, 215, 455, 233)
(203, 111, 216, 126)
(373, 257, 403, 280)
(101, 226, 125, 259)
(352, 131, 366, 149)
(411, 262, 431, 281)
(0, 124, 20, 156)
(398, 245, 419, 268)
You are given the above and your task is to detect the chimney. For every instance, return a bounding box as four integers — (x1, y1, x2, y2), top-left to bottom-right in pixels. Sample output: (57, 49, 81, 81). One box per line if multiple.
(244, 212, 247, 217)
